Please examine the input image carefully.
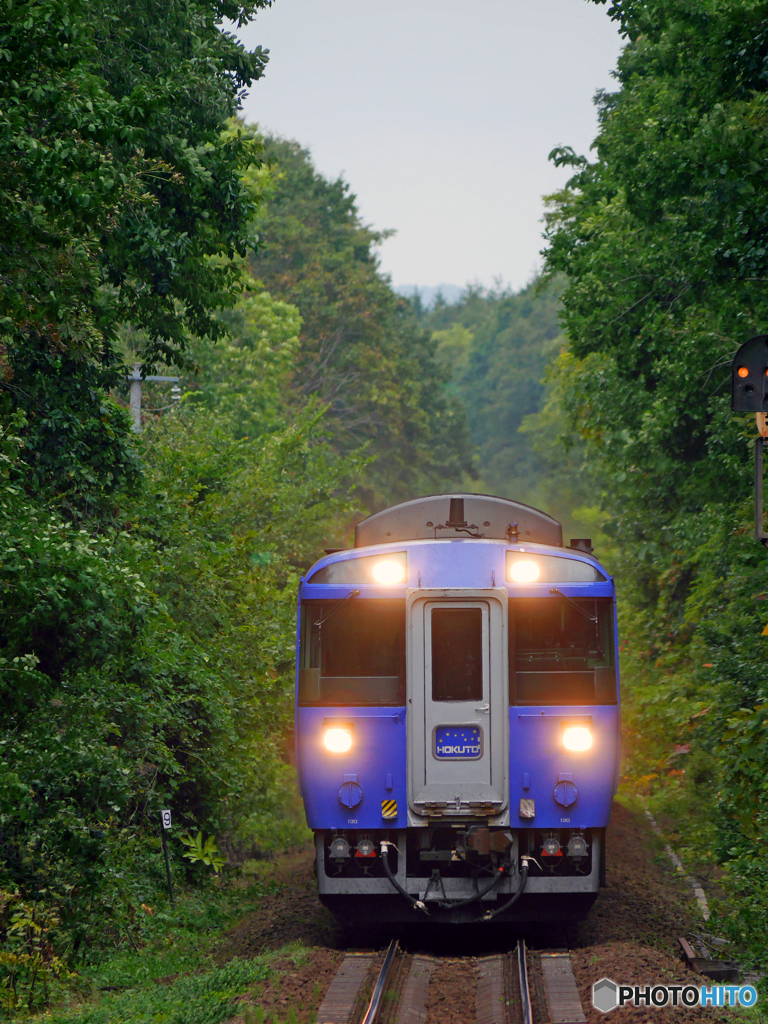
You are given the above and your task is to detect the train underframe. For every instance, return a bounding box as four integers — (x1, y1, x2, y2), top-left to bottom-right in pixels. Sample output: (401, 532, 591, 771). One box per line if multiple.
(315, 824, 605, 924)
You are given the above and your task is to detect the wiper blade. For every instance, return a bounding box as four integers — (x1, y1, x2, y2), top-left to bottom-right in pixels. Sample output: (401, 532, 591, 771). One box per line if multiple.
(314, 589, 361, 627)
(549, 588, 598, 622)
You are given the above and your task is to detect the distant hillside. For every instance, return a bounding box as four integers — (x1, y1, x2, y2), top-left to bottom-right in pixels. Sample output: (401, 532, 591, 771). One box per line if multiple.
(395, 283, 464, 308)
(405, 276, 589, 540)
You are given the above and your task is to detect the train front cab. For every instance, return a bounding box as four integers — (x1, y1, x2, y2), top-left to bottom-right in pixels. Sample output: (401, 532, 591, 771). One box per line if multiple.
(296, 498, 619, 924)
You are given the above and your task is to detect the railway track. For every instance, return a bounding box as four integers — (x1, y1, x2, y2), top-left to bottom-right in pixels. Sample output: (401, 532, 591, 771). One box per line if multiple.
(315, 938, 588, 1024)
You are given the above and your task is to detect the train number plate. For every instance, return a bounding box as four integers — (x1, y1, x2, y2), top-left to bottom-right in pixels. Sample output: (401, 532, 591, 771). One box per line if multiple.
(434, 725, 482, 759)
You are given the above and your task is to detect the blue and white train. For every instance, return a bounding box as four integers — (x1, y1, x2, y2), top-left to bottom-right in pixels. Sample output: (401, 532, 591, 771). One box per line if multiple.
(295, 494, 620, 923)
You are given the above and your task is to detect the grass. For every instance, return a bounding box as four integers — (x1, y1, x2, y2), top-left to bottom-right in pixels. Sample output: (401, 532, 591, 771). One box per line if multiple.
(3, 773, 317, 1021)
(616, 775, 722, 898)
(45, 954, 274, 1024)
(28, 878, 300, 1024)
(740, 1006, 768, 1024)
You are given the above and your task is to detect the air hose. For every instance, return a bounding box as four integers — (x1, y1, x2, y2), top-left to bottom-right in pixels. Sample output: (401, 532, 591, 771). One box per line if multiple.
(380, 841, 429, 914)
(435, 861, 508, 909)
(481, 858, 530, 921)
(381, 841, 509, 912)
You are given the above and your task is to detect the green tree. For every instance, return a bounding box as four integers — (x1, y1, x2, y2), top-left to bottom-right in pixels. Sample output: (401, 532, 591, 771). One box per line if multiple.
(0, 0, 270, 505)
(0, 395, 361, 966)
(413, 279, 570, 517)
(0, 0, 372, 983)
(542, 0, 768, 966)
(185, 284, 303, 441)
(247, 135, 475, 507)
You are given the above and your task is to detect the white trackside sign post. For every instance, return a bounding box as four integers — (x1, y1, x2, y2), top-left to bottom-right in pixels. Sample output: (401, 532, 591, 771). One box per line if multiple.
(160, 810, 175, 906)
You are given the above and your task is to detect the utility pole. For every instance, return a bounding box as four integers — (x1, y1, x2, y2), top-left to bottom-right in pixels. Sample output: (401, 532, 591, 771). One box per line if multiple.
(127, 363, 181, 433)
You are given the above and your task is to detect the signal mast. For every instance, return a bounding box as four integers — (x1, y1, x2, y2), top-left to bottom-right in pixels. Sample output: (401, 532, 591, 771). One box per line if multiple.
(732, 335, 768, 544)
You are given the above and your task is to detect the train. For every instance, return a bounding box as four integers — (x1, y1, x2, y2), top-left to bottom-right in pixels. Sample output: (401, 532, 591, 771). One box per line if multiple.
(295, 493, 620, 923)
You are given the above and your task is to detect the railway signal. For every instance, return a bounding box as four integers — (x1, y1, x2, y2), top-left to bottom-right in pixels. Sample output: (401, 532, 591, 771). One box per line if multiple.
(731, 335, 768, 544)
(732, 334, 768, 413)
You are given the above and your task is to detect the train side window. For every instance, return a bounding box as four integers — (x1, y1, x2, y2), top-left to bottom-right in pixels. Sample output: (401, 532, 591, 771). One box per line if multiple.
(431, 607, 483, 702)
(299, 600, 405, 706)
(509, 597, 616, 706)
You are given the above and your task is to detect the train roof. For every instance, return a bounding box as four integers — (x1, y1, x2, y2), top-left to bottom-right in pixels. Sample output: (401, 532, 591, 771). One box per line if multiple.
(354, 493, 563, 548)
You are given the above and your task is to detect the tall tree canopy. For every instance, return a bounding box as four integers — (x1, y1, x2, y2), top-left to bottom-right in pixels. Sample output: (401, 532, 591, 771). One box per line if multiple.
(247, 136, 475, 507)
(544, 0, 768, 534)
(412, 279, 567, 513)
(0, 3, 364, 997)
(543, 0, 768, 960)
(0, 0, 270, 505)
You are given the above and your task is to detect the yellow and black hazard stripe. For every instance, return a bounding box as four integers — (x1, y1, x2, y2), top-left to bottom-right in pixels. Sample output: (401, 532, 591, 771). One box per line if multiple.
(381, 799, 398, 820)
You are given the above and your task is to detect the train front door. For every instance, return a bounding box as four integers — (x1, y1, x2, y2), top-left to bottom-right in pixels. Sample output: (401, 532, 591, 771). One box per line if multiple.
(407, 589, 509, 820)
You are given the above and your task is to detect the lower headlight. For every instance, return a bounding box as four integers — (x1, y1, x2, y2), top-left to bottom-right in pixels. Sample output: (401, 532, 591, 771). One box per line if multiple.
(323, 727, 353, 754)
(563, 725, 593, 752)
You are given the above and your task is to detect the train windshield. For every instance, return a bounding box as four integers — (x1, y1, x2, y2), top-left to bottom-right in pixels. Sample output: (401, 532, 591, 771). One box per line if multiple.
(509, 596, 616, 705)
(299, 600, 405, 706)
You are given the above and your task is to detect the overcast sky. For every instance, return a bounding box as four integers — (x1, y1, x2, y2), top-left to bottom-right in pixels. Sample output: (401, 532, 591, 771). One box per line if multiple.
(234, 1, 624, 293)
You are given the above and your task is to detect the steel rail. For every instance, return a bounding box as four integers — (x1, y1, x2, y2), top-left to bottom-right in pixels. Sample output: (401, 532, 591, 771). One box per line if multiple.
(517, 939, 533, 1024)
(361, 938, 400, 1024)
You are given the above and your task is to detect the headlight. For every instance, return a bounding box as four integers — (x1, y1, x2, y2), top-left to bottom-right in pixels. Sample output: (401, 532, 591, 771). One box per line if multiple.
(508, 558, 540, 583)
(308, 551, 406, 585)
(563, 726, 593, 752)
(323, 727, 353, 754)
(505, 551, 606, 583)
(371, 558, 406, 585)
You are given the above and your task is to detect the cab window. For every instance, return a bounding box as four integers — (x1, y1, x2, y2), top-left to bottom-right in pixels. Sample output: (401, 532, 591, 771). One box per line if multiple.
(509, 596, 616, 705)
(299, 600, 405, 706)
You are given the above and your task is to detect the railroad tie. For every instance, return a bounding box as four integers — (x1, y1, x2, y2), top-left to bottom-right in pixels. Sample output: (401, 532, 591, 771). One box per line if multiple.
(316, 953, 375, 1024)
(476, 955, 507, 1024)
(394, 955, 435, 1024)
(539, 952, 586, 1024)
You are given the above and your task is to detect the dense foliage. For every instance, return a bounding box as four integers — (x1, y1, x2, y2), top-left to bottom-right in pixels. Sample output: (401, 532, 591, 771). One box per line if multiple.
(1, 0, 269, 505)
(0, 0, 367, 1011)
(248, 136, 475, 507)
(0, 324, 358, 1008)
(543, 0, 768, 966)
(410, 280, 582, 520)
(7, 0, 768, 1006)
